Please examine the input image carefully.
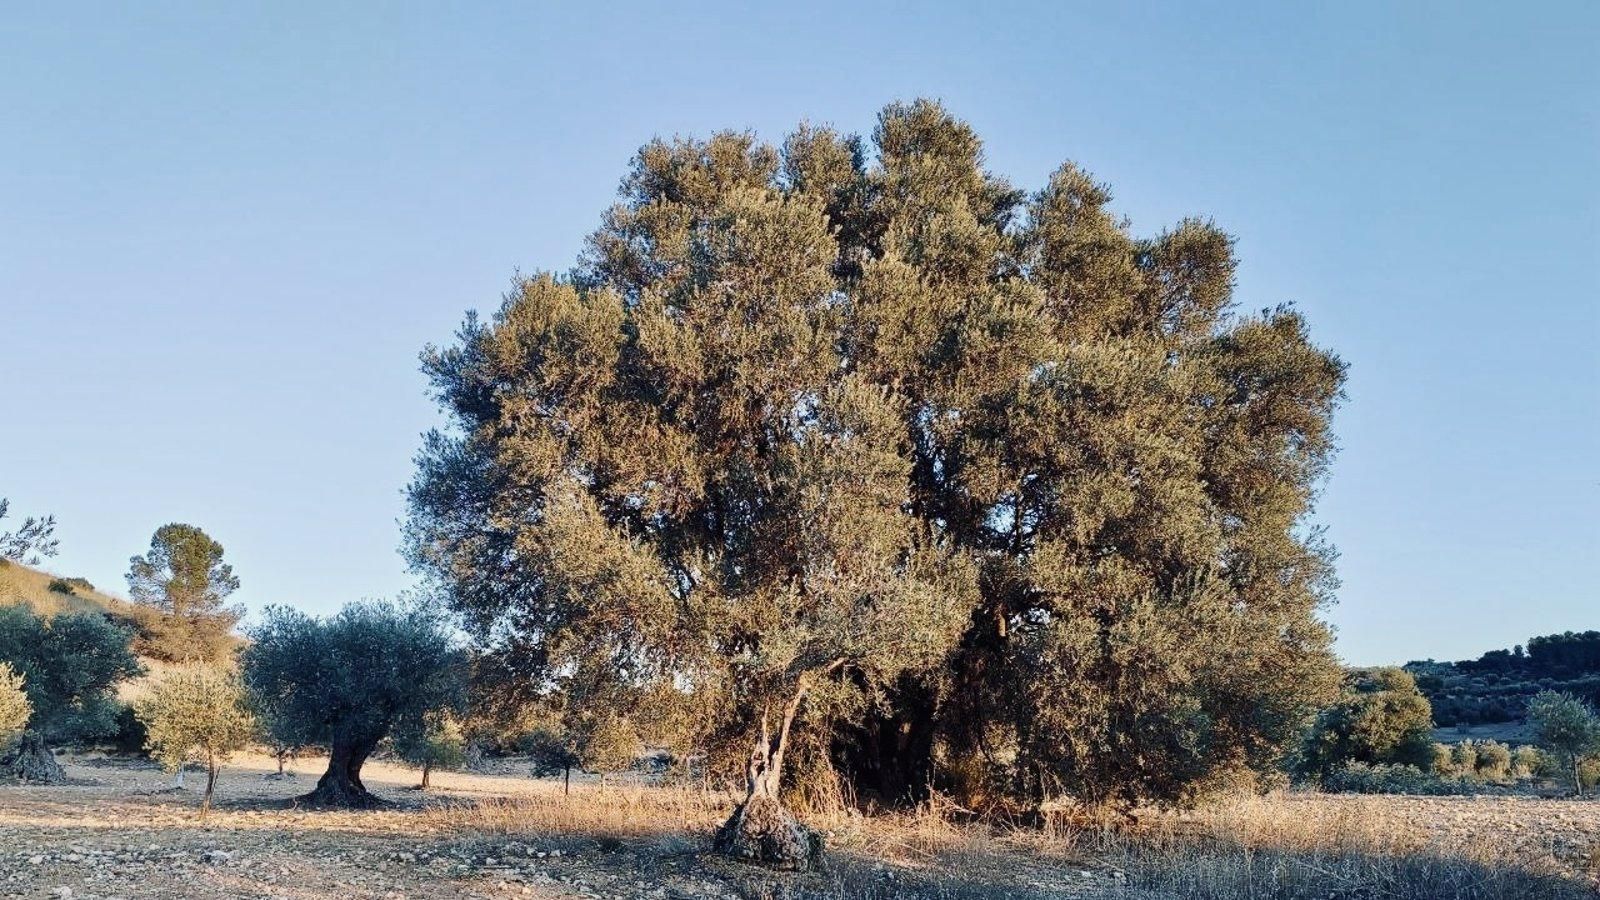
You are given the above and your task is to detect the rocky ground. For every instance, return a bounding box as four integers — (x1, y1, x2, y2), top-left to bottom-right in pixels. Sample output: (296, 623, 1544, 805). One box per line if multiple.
(0, 752, 1595, 899)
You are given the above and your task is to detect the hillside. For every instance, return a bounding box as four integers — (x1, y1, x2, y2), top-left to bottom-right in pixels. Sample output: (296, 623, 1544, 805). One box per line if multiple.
(1406, 630, 1600, 728)
(0, 559, 162, 636)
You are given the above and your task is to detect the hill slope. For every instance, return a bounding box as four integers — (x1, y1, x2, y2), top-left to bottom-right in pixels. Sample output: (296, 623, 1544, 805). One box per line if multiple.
(0, 559, 158, 632)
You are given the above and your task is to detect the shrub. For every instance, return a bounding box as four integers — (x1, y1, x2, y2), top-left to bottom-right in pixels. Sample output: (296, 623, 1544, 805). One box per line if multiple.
(46, 578, 74, 595)
(1320, 762, 1477, 796)
(1449, 741, 1479, 775)
(1474, 740, 1511, 781)
(107, 703, 149, 755)
(1509, 744, 1542, 778)
(1300, 668, 1436, 777)
(1429, 742, 1454, 776)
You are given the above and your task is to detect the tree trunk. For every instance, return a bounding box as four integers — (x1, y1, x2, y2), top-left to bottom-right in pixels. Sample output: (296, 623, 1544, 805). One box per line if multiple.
(1573, 753, 1585, 798)
(563, 766, 571, 796)
(299, 739, 383, 808)
(714, 682, 823, 870)
(421, 763, 431, 790)
(1, 732, 64, 784)
(203, 753, 218, 814)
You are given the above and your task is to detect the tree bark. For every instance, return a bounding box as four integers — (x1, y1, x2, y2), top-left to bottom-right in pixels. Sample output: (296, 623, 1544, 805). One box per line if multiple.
(203, 752, 218, 814)
(714, 678, 826, 870)
(299, 738, 384, 808)
(1, 732, 64, 784)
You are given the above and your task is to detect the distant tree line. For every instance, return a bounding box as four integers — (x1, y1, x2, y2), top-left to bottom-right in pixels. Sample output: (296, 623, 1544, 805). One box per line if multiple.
(1406, 630, 1600, 727)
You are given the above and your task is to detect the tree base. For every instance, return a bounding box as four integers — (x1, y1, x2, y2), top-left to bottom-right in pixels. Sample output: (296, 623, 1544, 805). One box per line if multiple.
(714, 795, 821, 871)
(296, 773, 386, 809)
(1, 733, 64, 784)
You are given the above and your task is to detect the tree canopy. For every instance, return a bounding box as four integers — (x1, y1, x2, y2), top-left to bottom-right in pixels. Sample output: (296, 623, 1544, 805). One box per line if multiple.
(242, 600, 466, 807)
(136, 664, 255, 811)
(408, 100, 1345, 836)
(0, 606, 142, 781)
(126, 523, 243, 662)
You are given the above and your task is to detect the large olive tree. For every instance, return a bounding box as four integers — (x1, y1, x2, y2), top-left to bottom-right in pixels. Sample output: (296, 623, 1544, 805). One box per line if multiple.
(242, 601, 465, 807)
(409, 100, 1344, 863)
(0, 607, 142, 782)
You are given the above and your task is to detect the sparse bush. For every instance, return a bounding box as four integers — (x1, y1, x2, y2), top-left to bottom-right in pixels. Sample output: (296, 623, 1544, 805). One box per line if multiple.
(46, 578, 74, 595)
(136, 665, 255, 812)
(1429, 742, 1454, 776)
(1511, 744, 1544, 778)
(1320, 762, 1477, 796)
(1450, 741, 1479, 776)
(1474, 740, 1511, 781)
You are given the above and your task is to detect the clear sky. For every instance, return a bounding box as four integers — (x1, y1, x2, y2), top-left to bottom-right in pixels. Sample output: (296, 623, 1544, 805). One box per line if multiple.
(1, 2, 1595, 666)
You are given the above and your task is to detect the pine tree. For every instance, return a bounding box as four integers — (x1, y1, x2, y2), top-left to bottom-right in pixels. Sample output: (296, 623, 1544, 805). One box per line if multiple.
(126, 524, 242, 662)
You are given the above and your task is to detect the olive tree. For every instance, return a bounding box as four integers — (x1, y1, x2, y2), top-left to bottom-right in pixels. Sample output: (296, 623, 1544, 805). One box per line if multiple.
(393, 713, 466, 790)
(242, 601, 465, 807)
(136, 665, 255, 812)
(1527, 690, 1600, 796)
(0, 607, 142, 782)
(0, 663, 30, 749)
(409, 100, 1344, 863)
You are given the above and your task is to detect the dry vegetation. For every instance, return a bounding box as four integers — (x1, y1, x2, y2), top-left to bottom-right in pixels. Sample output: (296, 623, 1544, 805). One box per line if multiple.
(2, 750, 1596, 899)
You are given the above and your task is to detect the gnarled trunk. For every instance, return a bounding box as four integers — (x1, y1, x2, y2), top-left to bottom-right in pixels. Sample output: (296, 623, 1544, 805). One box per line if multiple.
(714, 681, 823, 870)
(1, 732, 64, 783)
(299, 738, 383, 808)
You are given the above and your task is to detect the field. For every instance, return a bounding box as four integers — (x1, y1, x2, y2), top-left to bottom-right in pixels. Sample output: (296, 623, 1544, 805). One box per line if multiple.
(2, 750, 1597, 900)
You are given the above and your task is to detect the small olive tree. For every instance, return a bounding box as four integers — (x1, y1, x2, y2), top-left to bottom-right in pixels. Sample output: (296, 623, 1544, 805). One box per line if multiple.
(0, 607, 142, 782)
(0, 663, 30, 749)
(136, 665, 255, 812)
(1527, 690, 1600, 796)
(243, 601, 465, 807)
(393, 713, 466, 790)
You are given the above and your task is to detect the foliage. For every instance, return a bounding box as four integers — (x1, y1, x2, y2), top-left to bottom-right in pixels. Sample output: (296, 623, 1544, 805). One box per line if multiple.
(1406, 630, 1600, 727)
(1319, 762, 1481, 796)
(408, 100, 1345, 812)
(242, 600, 466, 805)
(393, 713, 467, 786)
(47, 578, 74, 595)
(0, 605, 142, 744)
(576, 712, 640, 777)
(1299, 668, 1435, 777)
(0, 662, 30, 747)
(135, 664, 254, 810)
(0, 498, 58, 564)
(126, 523, 243, 663)
(1526, 690, 1600, 795)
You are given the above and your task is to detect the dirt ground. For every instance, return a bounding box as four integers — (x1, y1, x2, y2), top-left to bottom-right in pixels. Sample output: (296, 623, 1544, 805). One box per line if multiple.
(1, 751, 1596, 899)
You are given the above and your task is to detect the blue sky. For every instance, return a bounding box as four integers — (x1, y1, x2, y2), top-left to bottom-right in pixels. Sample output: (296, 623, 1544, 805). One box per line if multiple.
(1, 2, 1594, 665)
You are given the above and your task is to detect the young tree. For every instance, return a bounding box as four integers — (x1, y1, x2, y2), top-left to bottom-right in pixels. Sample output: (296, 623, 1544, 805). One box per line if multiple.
(0, 663, 30, 749)
(393, 713, 466, 790)
(126, 524, 243, 662)
(409, 101, 1344, 863)
(1527, 690, 1600, 796)
(135, 665, 254, 812)
(576, 712, 639, 790)
(0, 607, 142, 782)
(523, 724, 582, 795)
(242, 601, 465, 808)
(0, 497, 58, 564)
